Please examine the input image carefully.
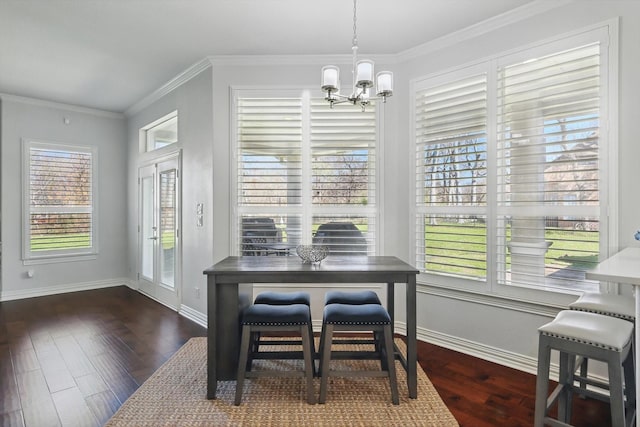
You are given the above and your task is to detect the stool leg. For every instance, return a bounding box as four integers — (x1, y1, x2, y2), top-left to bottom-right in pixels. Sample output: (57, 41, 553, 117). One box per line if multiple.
(578, 356, 589, 398)
(307, 320, 317, 377)
(319, 324, 334, 404)
(235, 325, 252, 405)
(300, 326, 316, 404)
(624, 347, 636, 411)
(383, 325, 399, 405)
(558, 351, 574, 423)
(534, 335, 551, 427)
(609, 352, 626, 427)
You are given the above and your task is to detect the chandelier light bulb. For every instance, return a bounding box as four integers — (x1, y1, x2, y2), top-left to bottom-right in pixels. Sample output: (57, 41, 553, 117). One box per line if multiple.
(355, 60, 374, 88)
(376, 71, 393, 97)
(321, 66, 340, 92)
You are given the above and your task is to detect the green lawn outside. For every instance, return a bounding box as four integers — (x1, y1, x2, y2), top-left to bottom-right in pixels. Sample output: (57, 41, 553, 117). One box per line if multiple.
(423, 221, 599, 278)
(31, 233, 91, 251)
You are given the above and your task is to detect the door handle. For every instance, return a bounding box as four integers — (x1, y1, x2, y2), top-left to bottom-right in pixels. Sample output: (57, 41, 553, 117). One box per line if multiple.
(149, 236, 158, 240)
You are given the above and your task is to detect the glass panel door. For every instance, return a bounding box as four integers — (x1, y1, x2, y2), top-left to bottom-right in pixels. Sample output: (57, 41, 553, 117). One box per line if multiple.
(138, 154, 180, 309)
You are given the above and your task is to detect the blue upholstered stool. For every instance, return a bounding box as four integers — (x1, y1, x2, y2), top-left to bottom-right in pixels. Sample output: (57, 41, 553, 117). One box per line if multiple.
(255, 291, 311, 306)
(318, 303, 399, 405)
(569, 292, 636, 404)
(324, 290, 381, 305)
(252, 291, 316, 366)
(235, 303, 316, 405)
(534, 310, 634, 427)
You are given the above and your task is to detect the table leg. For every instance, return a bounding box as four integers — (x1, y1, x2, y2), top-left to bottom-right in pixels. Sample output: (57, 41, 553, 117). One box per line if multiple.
(387, 282, 395, 336)
(207, 275, 217, 399)
(407, 274, 417, 398)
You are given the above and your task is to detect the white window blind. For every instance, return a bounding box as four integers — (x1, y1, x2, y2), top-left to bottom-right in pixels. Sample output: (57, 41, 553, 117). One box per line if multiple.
(413, 29, 608, 295)
(24, 141, 97, 260)
(414, 74, 488, 279)
(497, 43, 601, 290)
(237, 98, 302, 206)
(235, 92, 377, 256)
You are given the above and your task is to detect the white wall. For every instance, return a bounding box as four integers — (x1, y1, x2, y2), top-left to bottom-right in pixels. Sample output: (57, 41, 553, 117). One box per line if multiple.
(0, 97, 128, 299)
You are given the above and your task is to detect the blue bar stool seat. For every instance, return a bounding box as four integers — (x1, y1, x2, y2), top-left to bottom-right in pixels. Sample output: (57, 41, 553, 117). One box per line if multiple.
(324, 290, 381, 305)
(255, 291, 311, 306)
(318, 303, 399, 405)
(235, 303, 316, 405)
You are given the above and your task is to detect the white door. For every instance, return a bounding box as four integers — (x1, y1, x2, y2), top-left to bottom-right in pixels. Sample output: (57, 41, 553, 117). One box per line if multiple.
(138, 155, 181, 309)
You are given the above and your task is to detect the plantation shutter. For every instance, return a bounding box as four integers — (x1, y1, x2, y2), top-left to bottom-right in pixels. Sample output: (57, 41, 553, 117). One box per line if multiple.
(27, 144, 94, 256)
(235, 91, 379, 257)
(237, 98, 303, 206)
(414, 74, 488, 279)
(496, 42, 601, 289)
(309, 100, 376, 254)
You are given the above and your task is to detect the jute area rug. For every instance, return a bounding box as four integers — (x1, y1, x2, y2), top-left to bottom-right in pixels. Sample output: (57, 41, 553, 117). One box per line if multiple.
(105, 337, 459, 426)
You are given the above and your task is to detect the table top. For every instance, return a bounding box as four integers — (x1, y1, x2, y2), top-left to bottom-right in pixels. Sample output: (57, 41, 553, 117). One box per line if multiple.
(586, 247, 640, 285)
(204, 255, 418, 276)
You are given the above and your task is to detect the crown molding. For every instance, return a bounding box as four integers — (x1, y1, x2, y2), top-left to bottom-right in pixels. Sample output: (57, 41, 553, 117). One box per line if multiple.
(124, 58, 213, 117)
(0, 92, 124, 119)
(397, 0, 573, 62)
(207, 53, 397, 66)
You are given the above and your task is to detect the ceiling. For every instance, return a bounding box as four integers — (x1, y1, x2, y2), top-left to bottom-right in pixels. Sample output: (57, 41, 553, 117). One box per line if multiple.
(0, 0, 538, 113)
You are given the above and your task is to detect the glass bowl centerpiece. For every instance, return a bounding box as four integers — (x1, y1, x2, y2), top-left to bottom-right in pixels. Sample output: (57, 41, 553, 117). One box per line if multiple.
(296, 245, 328, 264)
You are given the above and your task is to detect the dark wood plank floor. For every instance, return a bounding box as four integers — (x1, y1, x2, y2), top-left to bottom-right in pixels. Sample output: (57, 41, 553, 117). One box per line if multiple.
(0, 286, 610, 426)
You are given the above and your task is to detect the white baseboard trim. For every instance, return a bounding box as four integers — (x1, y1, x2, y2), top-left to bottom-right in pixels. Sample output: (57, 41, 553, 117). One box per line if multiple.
(180, 304, 207, 328)
(415, 323, 540, 375)
(0, 277, 134, 302)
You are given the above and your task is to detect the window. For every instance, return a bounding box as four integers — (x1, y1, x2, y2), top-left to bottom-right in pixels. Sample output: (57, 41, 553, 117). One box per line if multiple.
(23, 140, 98, 262)
(234, 90, 377, 256)
(142, 111, 178, 152)
(413, 26, 612, 295)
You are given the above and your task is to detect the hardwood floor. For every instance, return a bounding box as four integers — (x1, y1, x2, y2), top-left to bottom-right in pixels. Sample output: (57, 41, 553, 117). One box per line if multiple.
(0, 286, 611, 426)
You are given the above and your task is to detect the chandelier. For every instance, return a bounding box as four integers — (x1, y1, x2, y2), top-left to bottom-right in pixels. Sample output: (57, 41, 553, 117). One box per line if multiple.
(320, 0, 393, 111)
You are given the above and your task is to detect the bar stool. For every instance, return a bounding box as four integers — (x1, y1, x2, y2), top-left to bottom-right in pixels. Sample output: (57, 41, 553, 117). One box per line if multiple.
(251, 291, 316, 371)
(534, 310, 634, 427)
(235, 303, 316, 405)
(325, 290, 381, 305)
(322, 290, 384, 372)
(569, 292, 635, 403)
(318, 303, 399, 405)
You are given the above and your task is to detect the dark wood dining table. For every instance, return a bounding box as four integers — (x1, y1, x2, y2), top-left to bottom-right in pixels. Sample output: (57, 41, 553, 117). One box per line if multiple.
(203, 255, 419, 400)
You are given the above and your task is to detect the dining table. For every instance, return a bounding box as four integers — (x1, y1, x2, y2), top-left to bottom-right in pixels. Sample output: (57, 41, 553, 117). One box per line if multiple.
(203, 255, 419, 400)
(585, 247, 640, 427)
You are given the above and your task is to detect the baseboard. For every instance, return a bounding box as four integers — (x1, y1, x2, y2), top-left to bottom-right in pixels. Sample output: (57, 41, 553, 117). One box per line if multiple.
(414, 323, 540, 375)
(179, 304, 207, 328)
(0, 277, 134, 302)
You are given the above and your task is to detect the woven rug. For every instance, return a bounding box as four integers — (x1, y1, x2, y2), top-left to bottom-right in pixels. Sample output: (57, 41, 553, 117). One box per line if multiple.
(105, 337, 458, 426)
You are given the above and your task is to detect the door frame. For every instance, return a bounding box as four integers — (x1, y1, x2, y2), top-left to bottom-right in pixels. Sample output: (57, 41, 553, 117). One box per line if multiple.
(137, 150, 182, 310)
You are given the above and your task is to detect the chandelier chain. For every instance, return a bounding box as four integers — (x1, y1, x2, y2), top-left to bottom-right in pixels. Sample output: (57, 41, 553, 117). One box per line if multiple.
(352, 0, 358, 50)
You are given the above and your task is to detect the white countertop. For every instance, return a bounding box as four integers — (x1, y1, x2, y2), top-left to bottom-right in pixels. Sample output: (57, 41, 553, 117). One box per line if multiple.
(586, 247, 640, 285)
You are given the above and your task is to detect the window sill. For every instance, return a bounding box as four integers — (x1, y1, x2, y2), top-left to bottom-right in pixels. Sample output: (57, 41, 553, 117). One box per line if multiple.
(23, 253, 98, 266)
